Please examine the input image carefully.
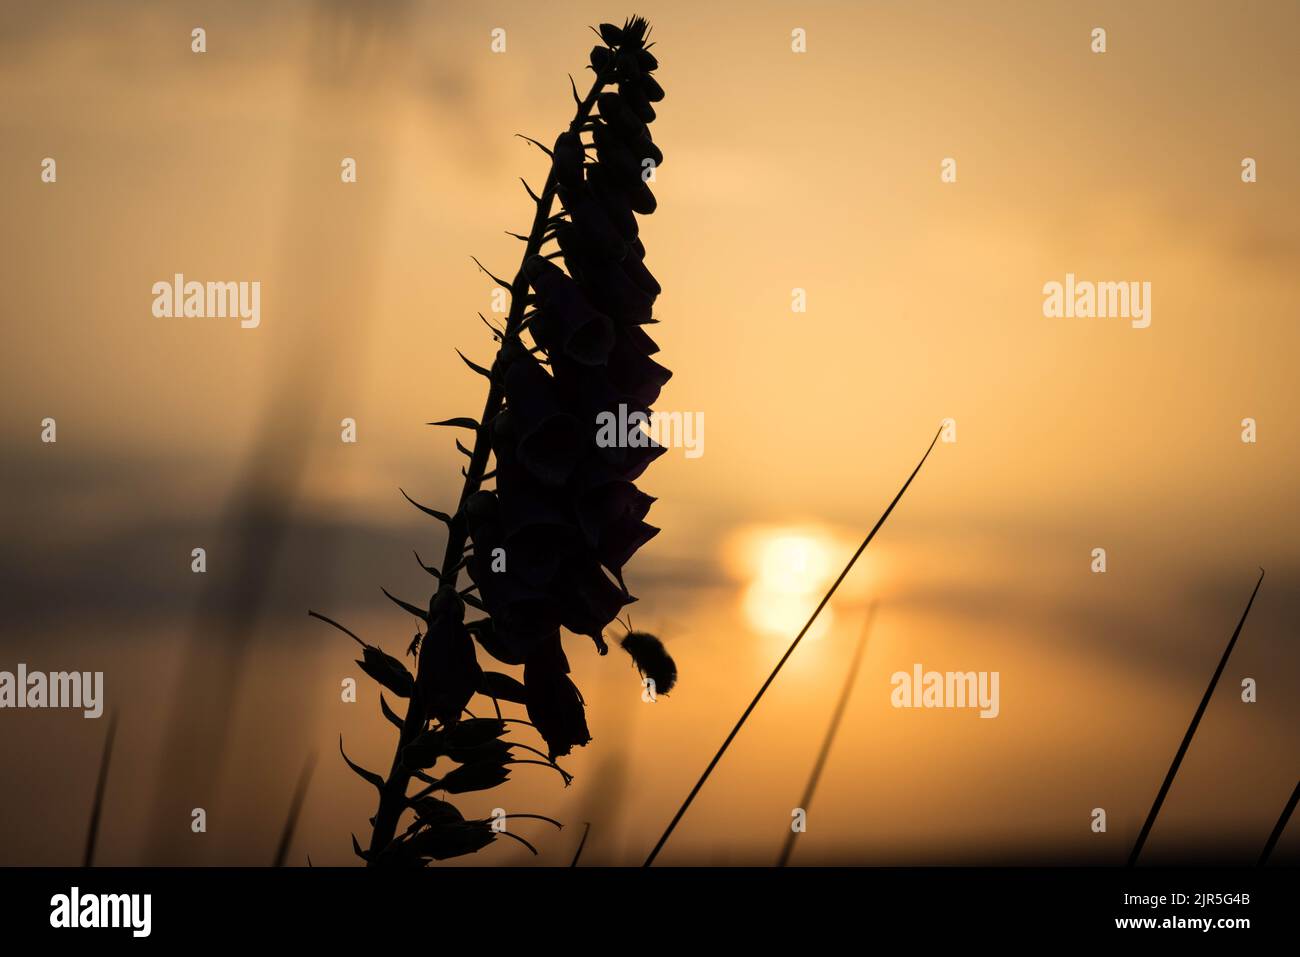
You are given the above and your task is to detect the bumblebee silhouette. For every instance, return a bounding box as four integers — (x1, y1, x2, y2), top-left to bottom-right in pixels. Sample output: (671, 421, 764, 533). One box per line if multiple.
(617, 628, 677, 696)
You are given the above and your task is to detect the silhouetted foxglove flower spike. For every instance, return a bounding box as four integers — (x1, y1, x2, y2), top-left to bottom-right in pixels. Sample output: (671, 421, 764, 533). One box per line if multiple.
(316, 15, 673, 866)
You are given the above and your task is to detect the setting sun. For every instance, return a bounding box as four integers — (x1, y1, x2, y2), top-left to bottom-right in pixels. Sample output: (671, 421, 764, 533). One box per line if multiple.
(736, 527, 843, 639)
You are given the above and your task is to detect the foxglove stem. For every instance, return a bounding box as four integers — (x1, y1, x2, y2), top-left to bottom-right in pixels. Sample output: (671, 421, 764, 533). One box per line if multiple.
(366, 66, 615, 862)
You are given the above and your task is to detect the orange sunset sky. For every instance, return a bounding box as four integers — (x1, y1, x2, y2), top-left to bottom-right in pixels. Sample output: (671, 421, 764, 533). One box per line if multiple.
(1, 0, 1297, 866)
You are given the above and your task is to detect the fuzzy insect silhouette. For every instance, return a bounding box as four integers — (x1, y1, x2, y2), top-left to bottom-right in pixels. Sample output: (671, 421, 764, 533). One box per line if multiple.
(311, 15, 672, 866)
(618, 627, 677, 697)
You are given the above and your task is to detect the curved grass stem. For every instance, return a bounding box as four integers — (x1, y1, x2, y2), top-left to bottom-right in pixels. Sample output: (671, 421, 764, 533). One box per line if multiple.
(642, 427, 942, 867)
(777, 603, 876, 867)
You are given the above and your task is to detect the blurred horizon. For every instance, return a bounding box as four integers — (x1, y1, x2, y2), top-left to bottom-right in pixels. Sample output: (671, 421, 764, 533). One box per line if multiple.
(1, 0, 1298, 866)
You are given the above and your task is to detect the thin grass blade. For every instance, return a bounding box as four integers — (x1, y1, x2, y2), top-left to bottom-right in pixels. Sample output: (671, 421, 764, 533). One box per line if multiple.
(1127, 569, 1265, 867)
(274, 752, 318, 867)
(643, 428, 942, 866)
(778, 603, 876, 867)
(1258, 779, 1300, 867)
(570, 821, 592, 867)
(83, 710, 119, 867)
